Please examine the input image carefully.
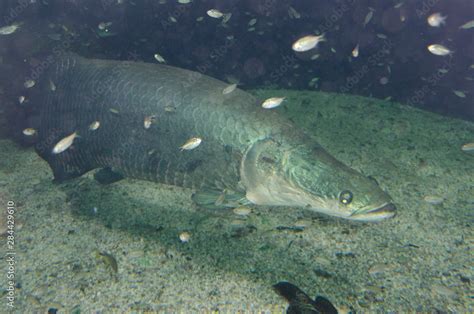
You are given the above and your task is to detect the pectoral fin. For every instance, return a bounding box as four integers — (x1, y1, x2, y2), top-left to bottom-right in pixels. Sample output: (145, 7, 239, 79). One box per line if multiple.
(94, 167, 125, 185)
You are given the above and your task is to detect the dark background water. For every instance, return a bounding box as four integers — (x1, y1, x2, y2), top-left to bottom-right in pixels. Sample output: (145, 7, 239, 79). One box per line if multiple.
(0, 0, 473, 133)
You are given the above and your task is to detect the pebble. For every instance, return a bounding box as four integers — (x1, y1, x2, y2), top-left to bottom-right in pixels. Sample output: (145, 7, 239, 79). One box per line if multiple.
(230, 219, 246, 227)
(423, 195, 444, 205)
(368, 263, 392, 275)
(431, 284, 457, 299)
(179, 231, 191, 243)
(461, 142, 474, 153)
(293, 219, 311, 228)
(232, 206, 251, 216)
(128, 250, 144, 259)
(314, 256, 332, 267)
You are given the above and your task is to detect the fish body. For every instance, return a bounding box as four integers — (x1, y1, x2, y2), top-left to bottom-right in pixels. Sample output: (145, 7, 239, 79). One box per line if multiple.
(461, 142, 474, 153)
(180, 137, 202, 150)
(292, 34, 325, 52)
(32, 54, 396, 221)
(144, 115, 157, 129)
(262, 97, 285, 109)
(351, 44, 359, 57)
(24, 80, 35, 88)
(23, 128, 37, 136)
(207, 9, 224, 18)
(89, 121, 101, 131)
(427, 44, 453, 56)
(459, 20, 474, 29)
(222, 83, 238, 95)
(52, 131, 78, 154)
(364, 9, 374, 27)
(0, 22, 22, 35)
(154, 53, 166, 63)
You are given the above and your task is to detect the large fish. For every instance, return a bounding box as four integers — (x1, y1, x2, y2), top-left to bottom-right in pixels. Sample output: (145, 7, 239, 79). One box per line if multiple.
(31, 54, 396, 221)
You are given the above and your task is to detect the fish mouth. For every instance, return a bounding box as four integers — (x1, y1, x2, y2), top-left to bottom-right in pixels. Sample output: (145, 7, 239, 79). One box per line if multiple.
(350, 203, 397, 221)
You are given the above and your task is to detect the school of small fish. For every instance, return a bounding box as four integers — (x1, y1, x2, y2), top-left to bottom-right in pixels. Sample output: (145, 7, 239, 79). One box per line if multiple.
(22, 128, 36, 136)
(222, 83, 237, 95)
(153, 53, 166, 63)
(89, 121, 101, 131)
(11, 4, 471, 166)
(144, 115, 157, 129)
(180, 137, 202, 151)
(24, 80, 35, 89)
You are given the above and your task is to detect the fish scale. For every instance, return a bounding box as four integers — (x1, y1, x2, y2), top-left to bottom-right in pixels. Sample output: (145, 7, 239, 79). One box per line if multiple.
(34, 54, 275, 190)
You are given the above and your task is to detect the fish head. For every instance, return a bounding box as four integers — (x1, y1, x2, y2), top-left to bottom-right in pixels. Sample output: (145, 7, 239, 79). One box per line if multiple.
(241, 138, 396, 222)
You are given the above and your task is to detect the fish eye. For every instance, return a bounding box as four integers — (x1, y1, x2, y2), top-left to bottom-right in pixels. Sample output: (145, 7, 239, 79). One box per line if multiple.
(339, 190, 353, 205)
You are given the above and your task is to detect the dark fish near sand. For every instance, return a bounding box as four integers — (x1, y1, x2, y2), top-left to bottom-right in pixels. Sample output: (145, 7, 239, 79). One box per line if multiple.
(31, 54, 396, 221)
(273, 281, 338, 314)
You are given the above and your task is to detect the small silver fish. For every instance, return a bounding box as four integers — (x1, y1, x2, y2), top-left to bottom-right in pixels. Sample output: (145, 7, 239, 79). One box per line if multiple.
(18, 96, 25, 104)
(459, 20, 474, 29)
(24, 80, 35, 88)
(222, 13, 232, 24)
(292, 34, 325, 52)
(394, 2, 404, 8)
(427, 44, 453, 56)
(98, 22, 113, 30)
(89, 121, 100, 131)
(179, 231, 191, 243)
(222, 83, 238, 95)
(288, 6, 301, 19)
(423, 195, 444, 205)
(52, 132, 78, 154)
(180, 137, 202, 151)
(262, 97, 285, 109)
(427, 13, 447, 27)
(22, 128, 36, 136)
(144, 115, 156, 129)
(164, 105, 176, 113)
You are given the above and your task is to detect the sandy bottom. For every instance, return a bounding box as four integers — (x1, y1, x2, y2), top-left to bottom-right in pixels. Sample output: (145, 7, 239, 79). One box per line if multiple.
(0, 90, 472, 313)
